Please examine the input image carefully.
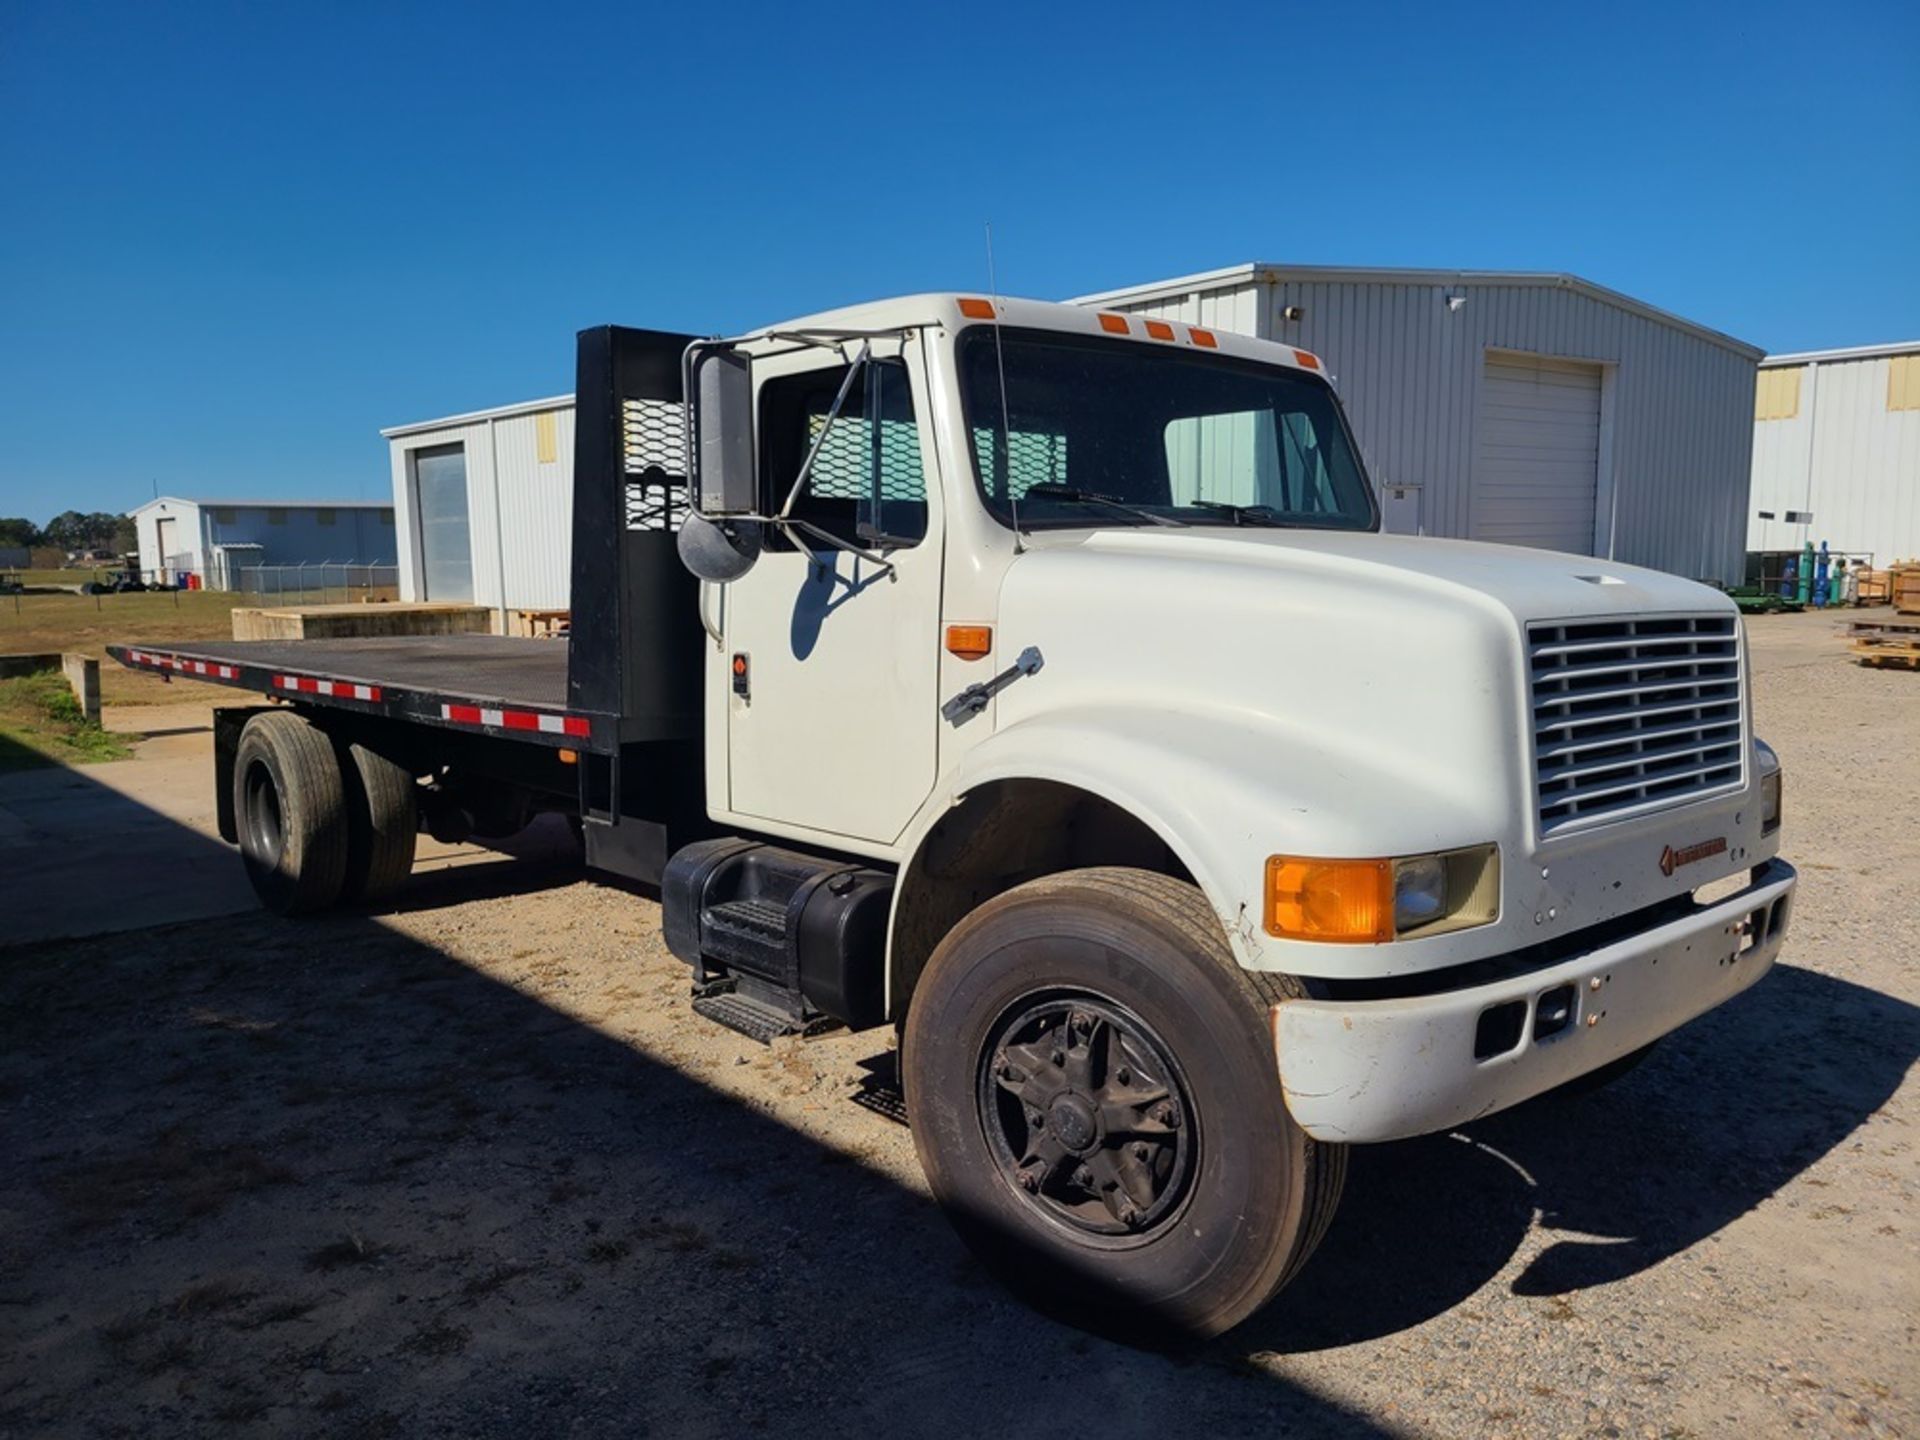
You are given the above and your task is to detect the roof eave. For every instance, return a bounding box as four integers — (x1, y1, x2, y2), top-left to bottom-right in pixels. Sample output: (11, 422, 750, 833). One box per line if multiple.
(1069, 262, 1764, 361)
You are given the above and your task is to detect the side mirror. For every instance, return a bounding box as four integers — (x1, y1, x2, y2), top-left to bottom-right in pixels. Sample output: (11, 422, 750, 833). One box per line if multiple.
(679, 342, 762, 583)
(686, 343, 756, 516)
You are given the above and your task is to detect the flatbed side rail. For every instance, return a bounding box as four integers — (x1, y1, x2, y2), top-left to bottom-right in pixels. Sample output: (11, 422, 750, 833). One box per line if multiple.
(107, 643, 618, 754)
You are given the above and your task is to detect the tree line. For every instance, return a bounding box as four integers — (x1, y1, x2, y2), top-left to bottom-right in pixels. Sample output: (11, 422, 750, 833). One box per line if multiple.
(0, 512, 138, 557)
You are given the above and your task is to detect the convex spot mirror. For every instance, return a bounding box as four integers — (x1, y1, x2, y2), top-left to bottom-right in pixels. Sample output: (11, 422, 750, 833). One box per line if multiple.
(677, 512, 764, 584)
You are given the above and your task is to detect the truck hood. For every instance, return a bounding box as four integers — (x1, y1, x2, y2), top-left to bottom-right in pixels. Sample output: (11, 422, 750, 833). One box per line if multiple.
(990, 524, 1742, 854)
(1010, 527, 1731, 626)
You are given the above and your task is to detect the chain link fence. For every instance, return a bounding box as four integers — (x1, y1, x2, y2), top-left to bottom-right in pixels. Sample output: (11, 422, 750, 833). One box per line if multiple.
(236, 563, 400, 605)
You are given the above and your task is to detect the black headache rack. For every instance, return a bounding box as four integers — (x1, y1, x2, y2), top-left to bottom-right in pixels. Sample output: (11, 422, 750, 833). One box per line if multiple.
(108, 325, 713, 884)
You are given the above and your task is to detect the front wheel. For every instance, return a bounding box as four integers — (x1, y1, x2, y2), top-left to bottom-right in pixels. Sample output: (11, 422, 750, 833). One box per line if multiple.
(902, 867, 1345, 1341)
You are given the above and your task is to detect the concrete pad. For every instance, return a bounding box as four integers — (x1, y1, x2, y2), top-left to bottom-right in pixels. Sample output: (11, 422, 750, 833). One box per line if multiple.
(0, 703, 578, 949)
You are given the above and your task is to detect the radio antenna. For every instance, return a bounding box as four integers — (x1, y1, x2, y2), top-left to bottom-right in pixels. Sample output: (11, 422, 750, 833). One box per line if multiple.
(985, 222, 1022, 552)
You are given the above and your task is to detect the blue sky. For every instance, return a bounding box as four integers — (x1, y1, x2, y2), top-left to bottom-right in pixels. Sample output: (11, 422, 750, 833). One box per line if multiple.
(2, 0, 1915, 521)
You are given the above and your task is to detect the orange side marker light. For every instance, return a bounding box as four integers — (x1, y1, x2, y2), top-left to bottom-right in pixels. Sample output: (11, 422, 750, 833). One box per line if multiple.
(945, 625, 993, 661)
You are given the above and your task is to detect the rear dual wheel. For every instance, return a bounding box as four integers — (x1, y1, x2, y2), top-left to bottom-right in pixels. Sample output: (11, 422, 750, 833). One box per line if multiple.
(903, 867, 1345, 1341)
(234, 711, 417, 914)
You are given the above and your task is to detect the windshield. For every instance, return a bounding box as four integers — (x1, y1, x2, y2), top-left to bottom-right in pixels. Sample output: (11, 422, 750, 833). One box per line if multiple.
(959, 327, 1378, 532)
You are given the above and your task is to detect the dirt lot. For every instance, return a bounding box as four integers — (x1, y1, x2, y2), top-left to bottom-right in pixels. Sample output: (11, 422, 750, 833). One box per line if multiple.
(1, 610, 1915, 1438)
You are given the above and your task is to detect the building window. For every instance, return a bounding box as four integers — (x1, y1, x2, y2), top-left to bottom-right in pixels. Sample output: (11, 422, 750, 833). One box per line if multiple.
(1889, 354, 1920, 412)
(267, 509, 288, 525)
(1754, 367, 1802, 421)
(535, 411, 559, 465)
(316, 508, 337, 526)
(212, 507, 236, 524)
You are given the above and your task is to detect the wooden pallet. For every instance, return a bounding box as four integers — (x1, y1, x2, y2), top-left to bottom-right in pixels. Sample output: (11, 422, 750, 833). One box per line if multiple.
(1844, 616, 1920, 639)
(1852, 639, 1920, 670)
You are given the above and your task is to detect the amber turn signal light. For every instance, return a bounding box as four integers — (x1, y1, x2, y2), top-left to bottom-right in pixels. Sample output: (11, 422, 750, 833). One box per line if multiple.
(945, 625, 993, 661)
(1264, 856, 1394, 943)
(958, 297, 996, 319)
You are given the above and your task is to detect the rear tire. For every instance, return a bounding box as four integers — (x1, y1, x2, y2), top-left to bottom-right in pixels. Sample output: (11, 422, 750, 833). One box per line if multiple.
(337, 740, 418, 905)
(233, 710, 349, 915)
(902, 867, 1345, 1341)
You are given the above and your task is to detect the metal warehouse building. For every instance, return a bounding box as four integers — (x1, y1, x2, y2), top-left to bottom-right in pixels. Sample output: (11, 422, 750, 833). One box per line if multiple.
(383, 262, 1764, 614)
(1075, 264, 1763, 582)
(1747, 341, 1920, 562)
(381, 397, 576, 615)
(130, 495, 397, 589)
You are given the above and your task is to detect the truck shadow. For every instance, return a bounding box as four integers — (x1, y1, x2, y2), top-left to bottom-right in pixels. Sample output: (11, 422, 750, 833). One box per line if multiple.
(1240, 960, 1920, 1353)
(0, 766, 1392, 1439)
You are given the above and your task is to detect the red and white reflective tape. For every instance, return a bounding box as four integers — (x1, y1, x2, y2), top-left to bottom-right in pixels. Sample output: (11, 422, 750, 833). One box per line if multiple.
(126, 649, 238, 679)
(442, 702, 590, 737)
(274, 674, 382, 702)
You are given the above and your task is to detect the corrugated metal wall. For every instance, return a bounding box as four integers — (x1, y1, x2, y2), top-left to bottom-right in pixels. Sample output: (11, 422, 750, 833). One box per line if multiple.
(390, 405, 576, 612)
(1749, 355, 1920, 562)
(1102, 276, 1758, 583)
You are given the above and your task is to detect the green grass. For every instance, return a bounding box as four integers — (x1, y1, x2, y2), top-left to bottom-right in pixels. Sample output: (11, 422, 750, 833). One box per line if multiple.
(0, 590, 247, 706)
(0, 670, 133, 772)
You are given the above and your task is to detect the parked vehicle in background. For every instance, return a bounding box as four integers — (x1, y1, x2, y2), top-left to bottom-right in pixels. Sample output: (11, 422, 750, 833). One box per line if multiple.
(112, 293, 1796, 1338)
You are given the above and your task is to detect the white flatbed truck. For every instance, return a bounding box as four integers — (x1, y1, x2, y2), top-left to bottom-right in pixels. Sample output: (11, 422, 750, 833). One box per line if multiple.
(113, 295, 1795, 1338)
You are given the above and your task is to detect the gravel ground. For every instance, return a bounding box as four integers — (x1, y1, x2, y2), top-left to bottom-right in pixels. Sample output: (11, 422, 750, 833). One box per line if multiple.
(0, 608, 1914, 1438)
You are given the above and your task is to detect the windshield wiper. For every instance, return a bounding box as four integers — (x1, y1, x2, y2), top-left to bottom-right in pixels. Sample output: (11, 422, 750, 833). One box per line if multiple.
(1189, 500, 1290, 527)
(1022, 483, 1185, 527)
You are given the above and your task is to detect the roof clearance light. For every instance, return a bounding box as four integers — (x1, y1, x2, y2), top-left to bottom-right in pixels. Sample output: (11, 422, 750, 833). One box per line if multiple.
(1190, 327, 1218, 348)
(1144, 320, 1175, 340)
(1293, 349, 1322, 370)
(1098, 313, 1130, 334)
(945, 625, 993, 661)
(958, 298, 997, 319)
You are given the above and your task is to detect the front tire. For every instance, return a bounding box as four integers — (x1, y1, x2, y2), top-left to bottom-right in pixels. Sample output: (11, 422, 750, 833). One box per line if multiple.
(233, 710, 349, 915)
(902, 867, 1345, 1341)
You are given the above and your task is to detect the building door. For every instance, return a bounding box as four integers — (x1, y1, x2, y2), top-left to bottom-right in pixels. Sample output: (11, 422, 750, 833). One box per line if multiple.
(1471, 354, 1602, 554)
(412, 444, 474, 602)
(153, 517, 179, 583)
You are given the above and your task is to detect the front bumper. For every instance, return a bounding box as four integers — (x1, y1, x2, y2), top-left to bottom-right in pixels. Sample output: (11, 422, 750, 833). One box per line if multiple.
(1272, 858, 1797, 1143)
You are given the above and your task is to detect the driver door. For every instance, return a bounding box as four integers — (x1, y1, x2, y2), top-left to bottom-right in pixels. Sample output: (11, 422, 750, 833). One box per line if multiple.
(721, 338, 943, 847)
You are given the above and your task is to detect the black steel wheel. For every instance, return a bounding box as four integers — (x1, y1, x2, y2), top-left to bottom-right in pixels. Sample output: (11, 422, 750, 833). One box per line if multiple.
(978, 993, 1198, 1243)
(904, 867, 1346, 1341)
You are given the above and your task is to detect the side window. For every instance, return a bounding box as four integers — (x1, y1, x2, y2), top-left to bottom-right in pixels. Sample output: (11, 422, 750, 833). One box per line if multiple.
(760, 359, 928, 549)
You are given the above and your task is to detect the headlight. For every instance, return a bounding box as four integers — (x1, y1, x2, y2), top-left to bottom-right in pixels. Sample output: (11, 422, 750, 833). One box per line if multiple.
(1265, 845, 1499, 943)
(1756, 739, 1782, 836)
(1393, 855, 1448, 929)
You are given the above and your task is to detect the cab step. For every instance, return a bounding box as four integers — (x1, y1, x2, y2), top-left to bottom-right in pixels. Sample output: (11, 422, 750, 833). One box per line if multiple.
(691, 983, 837, 1044)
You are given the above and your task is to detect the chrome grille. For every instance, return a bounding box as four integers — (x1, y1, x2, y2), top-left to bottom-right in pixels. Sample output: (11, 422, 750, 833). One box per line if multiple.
(1529, 614, 1744, 834)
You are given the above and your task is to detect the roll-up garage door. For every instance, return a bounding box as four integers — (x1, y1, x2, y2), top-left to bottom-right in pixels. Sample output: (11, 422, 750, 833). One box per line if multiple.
(1471, 354, 1602, 555)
